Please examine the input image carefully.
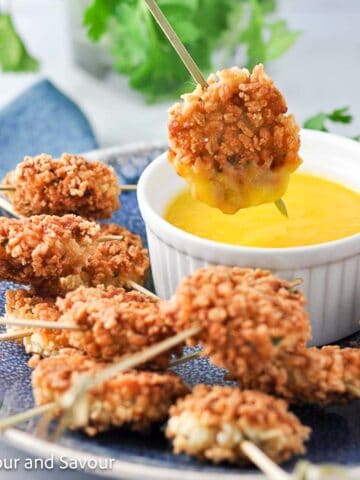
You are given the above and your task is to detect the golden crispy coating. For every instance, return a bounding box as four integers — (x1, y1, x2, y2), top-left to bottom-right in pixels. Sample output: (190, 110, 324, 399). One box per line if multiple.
(163, 266, 310, 380)
(166, 385, 310, 464)
(5, 289, 70, 357)
(236, 346, 360, 406)
(168, 65, 301, 213)
(3, 153, 120, 219)
(0, 215, 99, 285)
(57, 285, 180, 367)
(32, 349, 189, 435)
(83, 224, 149, 286)
(31, 224, 149, 297)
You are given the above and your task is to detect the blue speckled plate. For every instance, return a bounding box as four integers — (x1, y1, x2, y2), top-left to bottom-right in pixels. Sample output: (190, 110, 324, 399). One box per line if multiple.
(1, 143, 360, 479)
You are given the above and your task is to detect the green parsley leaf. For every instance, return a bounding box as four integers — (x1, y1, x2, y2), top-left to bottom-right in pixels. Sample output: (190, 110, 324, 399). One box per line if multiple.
(304, 107, 353, 132)
(303, 113, 329, 132)
(259, 0, 276, 14)
(241, 0, 267, 70)
(266, 20, 300, 62)
(84, 0, 118, 41)
(0, 13, 38, 72)
(231, 0, 300, 70)
(328, 106, 352, 124)
(84, 0, 299, 102)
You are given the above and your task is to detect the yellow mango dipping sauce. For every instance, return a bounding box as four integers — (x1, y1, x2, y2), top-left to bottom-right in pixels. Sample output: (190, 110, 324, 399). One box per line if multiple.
(164, 173, 360, 248)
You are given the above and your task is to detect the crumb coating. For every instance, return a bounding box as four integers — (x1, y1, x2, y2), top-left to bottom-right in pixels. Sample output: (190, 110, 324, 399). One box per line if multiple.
(57, 285, 180, 366)
(84, 224, 149, 286)
(0, 215, 99, 284)
(31, 224, 149, 296)
(163, 266, 310, 380)
(166, 385, 310, 464)
(236, 346, 360, 405)
(5, 289, 70, 356)
(168, 65, 301, 213)
(3, 153, 120, 218)
(32, 349, 189, 435)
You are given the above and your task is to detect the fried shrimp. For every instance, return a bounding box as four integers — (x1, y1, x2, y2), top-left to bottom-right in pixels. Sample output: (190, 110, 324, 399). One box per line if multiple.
(57, 286, 180, 367)
(82, 224, 149, 286)
(0, 215, 99, 285)
(3, 153, 120, 219)
(32, 349, 189, 436)
(163, 266, 310, 380)
(31, 224, 149, 297)
(166, 385, 310, 464)
(5, 289, 70, 357)
(235, 346, 360, 406)
(168, 65, 301, 213)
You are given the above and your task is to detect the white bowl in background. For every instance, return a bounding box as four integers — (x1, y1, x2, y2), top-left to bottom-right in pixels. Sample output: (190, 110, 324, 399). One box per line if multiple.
(138, 130, 360, 345)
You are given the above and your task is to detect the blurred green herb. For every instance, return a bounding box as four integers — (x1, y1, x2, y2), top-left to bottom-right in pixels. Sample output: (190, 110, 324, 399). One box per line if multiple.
(304, 106, 360, 141)
(0, 13, 39, 72)
(84, 0, 300, 102)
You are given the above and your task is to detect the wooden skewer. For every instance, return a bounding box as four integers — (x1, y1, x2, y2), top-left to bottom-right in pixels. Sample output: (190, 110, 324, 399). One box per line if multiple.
(274, 199, 288, 218)
(288, 278, 303, 289)
(144, 0, 207, 87)
(0, 317, 81, 331)
(0, 403, 56, 433)
(170, 350, 200, 367)
(0, 329, 32, 341)
(98, 235, 124, 242)
(126, 280, 159, 299)
(0, 196, 19, 217)
(241, 441, 292, 480)
(120, 184, 137, 192)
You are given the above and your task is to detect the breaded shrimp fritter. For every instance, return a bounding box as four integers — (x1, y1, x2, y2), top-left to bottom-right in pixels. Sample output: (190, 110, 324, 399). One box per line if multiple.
(83, 223, 149, 286)
(0, 215, 99, 285)
(32, 224, 149, 297)
(5, 289, 70, 357)
(166, 385, 310, 464)
(3, 153, 120, 219)
(168, 65, 301, 213)
(57, 286, 180, 367)
(236, 346, 360, 406)
(32, 349, 189, 436)
(163, 266, 310, 380)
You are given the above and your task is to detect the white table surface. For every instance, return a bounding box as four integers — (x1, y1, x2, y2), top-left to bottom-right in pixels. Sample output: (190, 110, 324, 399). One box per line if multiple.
(0, 0, 359, 478)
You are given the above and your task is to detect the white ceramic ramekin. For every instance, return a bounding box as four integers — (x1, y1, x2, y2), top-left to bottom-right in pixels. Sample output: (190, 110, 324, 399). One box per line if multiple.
(138, 130, 360, 345)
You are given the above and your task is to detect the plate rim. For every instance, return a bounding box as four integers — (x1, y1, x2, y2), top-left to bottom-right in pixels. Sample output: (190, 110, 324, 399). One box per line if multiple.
(3, 429, 264, 480)
(1, 141, 360, 479)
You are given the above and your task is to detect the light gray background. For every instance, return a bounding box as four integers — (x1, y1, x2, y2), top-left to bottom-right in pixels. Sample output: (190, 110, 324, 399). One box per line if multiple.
(0, 0, 359, 478)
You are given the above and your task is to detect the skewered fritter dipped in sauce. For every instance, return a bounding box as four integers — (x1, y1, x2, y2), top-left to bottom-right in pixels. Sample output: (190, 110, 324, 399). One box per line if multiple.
(168, 65, 301, 214)
(0, 215, 99, 285)
(166, 385, 310, 464)
(32, 349, 189, 436)
(2, 153, 120, 219)
(163, 266, 310, 381)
